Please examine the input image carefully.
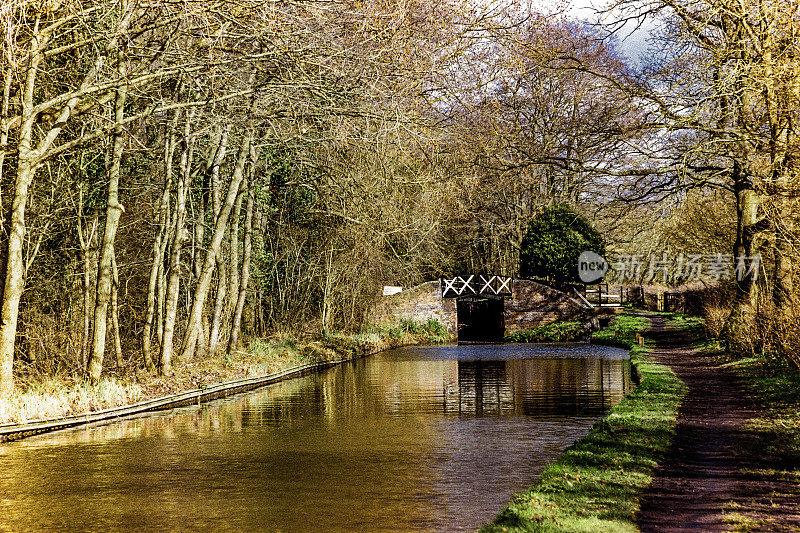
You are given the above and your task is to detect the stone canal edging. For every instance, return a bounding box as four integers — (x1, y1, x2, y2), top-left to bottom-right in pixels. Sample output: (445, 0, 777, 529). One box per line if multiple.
(0, 358, 347, 444)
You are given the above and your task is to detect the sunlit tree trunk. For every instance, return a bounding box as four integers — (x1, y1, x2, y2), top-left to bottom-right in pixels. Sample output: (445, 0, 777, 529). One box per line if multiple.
(0, 66, 11, 215)
(77, 191, 99, 370)
(156, 240, 168, 349)
(160, 109, 195, 374)
(180, 128, 251, 361)
(208, 262, 227, 356)
(111, 250, 123, 367)
(226, 189, 243, 323)
(0, 21, 46, 396)
(87, 75, 127, 381)
(228, 177, 253, 354)
(196, 128, 229, 358)
(142, 120, 178, 367)
(207, 134, 228, 355)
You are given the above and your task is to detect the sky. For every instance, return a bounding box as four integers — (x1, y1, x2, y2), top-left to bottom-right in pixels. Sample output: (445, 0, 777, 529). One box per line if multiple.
(556, 0, 661, 64)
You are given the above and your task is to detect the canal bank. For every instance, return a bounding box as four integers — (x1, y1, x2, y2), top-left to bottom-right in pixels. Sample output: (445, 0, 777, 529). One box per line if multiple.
(0, 319, 450, 439)
(482, 313, 687, 532)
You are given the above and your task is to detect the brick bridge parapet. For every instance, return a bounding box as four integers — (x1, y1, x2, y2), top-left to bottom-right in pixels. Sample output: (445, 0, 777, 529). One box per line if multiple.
(366, 278, 587, 337)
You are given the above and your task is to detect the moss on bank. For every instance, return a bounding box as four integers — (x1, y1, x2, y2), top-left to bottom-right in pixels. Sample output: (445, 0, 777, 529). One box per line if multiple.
(482, 313, 686, 533)
(0, 319, 450, 424)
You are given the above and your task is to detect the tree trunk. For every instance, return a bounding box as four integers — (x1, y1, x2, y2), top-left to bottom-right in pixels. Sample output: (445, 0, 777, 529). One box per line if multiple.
(179, 128, 252, 361)
(143, 176, 172, 365)
(732, 167, 763, 300)
(723, 160, 767, 353)
(228, 177, 253, 354)
(208, 262, 227, 355)
(0, 26, 45, 396)
(111, 250, 123, 367)
(0, 160, 35, 396)
(143, 116, 179, 367)
(322, 242, 335, 331)
(214, 188, 243, 351)
(156, 245, 167, 349)
(87, 76, 128, 381)
(227, 189, 243, 322)
(194, 125, 228, 279)
(0, 66, 11, 217)
(195, 127, 229, 358)
(774, 235, 794, 297)
(77, 196, 99, 371)
(159, 109, 194, 374)
(206, 129, 230, 356)
(255, 211, 267, 335)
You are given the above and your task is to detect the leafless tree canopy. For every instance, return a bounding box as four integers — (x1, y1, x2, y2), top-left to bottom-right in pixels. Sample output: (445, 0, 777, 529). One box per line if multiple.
(0, 0, 799, 393)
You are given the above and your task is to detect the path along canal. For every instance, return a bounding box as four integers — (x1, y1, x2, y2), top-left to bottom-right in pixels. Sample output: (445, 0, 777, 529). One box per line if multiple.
(0, 343, 631, 532)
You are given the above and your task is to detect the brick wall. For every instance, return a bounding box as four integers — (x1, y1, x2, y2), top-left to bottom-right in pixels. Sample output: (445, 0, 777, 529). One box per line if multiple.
(366, 279, 586, 336)
(503, 279, 586, 334)
(366, 281, 457, 334)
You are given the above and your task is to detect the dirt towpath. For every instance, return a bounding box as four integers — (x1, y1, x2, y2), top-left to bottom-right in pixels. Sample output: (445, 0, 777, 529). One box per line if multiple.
(636, 314, 800, 532)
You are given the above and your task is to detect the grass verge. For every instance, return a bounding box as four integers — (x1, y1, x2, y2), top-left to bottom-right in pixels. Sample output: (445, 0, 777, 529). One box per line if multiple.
(1, 318, 450, 424)
(663, 312, 705, 336)
(482, 313, 686, 533)
(716, 352, 800, 530)
(505, 321, 587, 343)
(589, 314, 650, 349)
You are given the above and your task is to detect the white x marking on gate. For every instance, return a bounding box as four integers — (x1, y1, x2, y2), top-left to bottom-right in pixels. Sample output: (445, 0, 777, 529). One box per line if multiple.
(496, 276, 511, 294)
(480, 275, 495, 294)
(458, 275, 476, 295)
(442, 277, 459, 297)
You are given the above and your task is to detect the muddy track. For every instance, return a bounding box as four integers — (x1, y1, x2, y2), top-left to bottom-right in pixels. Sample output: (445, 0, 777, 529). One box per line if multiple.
(636, 314, 800, 532)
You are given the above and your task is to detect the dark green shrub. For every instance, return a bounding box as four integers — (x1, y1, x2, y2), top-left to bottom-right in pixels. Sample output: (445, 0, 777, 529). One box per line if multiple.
(520, 204, 604, 284)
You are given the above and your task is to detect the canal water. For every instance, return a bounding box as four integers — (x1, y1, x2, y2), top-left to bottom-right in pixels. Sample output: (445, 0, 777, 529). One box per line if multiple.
(0, 343, 631, 532)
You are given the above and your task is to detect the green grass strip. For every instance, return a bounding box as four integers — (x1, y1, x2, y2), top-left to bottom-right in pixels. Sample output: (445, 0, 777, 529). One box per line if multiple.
(481, 313, 687, 533)
(505, 321, 586, 343)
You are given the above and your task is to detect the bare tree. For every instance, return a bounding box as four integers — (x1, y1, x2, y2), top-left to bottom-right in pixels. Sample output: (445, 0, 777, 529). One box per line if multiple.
(87, 68, 128, 381)
(593, 0, 800, 348)
(228, 175, 254, 354)
(159, 108, 194, 375)
(179, 126, 252, 362)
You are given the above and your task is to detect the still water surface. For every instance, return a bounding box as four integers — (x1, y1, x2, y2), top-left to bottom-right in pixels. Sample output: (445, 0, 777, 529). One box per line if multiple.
(0, 343, 631, 532)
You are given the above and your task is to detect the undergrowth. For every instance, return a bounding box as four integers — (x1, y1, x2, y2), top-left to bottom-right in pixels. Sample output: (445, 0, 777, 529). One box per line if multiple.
(0, 377, 143, 424)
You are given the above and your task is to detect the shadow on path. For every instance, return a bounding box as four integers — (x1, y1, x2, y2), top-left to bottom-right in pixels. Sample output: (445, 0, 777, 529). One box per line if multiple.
(636, 314, 800, 532)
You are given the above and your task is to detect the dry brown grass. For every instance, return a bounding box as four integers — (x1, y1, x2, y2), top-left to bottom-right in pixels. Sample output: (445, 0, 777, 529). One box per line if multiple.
(703, 300, 730, 339)
(0, 376, 143, 424)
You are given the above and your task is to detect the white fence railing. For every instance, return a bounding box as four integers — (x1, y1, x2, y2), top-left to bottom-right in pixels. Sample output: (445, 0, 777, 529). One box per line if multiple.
(441, 275, 512, 298)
